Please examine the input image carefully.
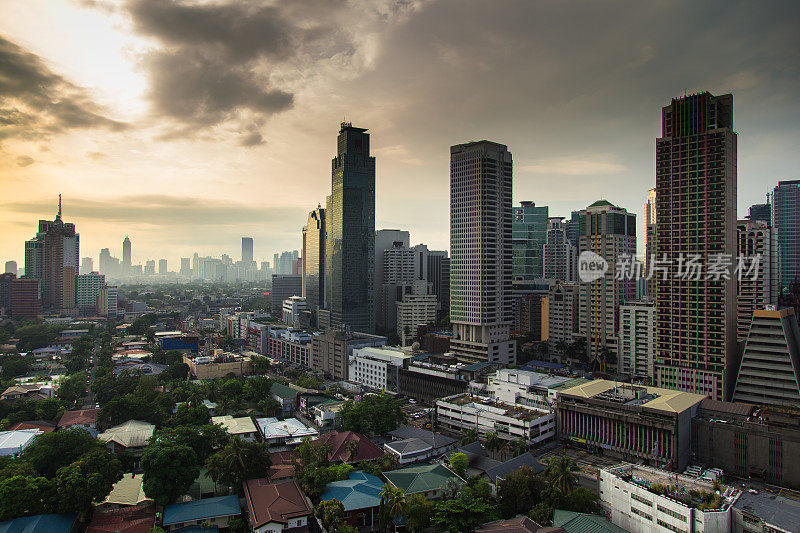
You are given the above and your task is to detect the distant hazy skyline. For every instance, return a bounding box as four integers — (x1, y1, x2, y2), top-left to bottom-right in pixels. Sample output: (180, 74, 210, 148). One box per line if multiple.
(1, 0, 799, 267)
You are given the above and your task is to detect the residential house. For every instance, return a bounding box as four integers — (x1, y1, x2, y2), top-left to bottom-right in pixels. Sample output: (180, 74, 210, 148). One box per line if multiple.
(0, 383, 54, 401)
(552, 510, 627, 533)
(211, 415, 259, 442)
(0, 513, 77, 533)
(8, 420, 56, 434)
(0, 429, 42, 457)
(242, 479, 314, 533)
(383, 463, 464, 500)
(316, 431, 384, 464)
(477, 516, 565, 533)
(86, 503, 155, 533)
(161, 495, 241, 532)
(57, 408, 100, 436)
(320, 471, 383, 530)
(383, 426, 457, 464)
(98, 420, 155, 465)
(257, 417, 318, 447)
(271, 383, 299, 415)
(98, 473, 150, 510)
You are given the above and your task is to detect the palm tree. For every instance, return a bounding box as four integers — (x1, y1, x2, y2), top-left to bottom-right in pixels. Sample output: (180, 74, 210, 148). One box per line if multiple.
(485, 431, 501, 457)
(460, 429, 478, 445)
(346, 439, 361, 462)
(545, 456, 578, 494)
(511, 438, 528, 457)
(379, 484, 406, 531)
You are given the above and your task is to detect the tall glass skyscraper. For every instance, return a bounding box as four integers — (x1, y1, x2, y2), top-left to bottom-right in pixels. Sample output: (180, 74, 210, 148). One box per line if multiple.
(512, 201, 549, 282)
(241, 237, 254, 263)
(772, 180, 800, 288)
(303, 206, 326, 315)
(325, 123, 375, 334)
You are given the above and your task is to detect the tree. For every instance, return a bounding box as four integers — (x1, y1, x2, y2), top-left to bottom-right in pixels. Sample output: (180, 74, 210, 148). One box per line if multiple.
(142, 443, 200, 505)
(152, 425, 229, 463)
(379, 484, 406, 531)
(316, 498, 345, 531)
(346, 439, 362, 462)
(257, 397, 281, 417)
(431, 488, 498, 532)
(172, 403, 211, 426)
(497, 466, 547, 518)
(544, 456, 578, 494)
(403, 494, 434, 533)
(339, 394, 406, 435)
(0, 475, 57, 521)
(243, 375, 273, 402)
(160, 362, 190, 382)
(484, 432, 502, 456)
(449, 452, 468, 478)
(58, 372, 87, 407)
(0, 458, 36, 482)
(460, 429, 478, 445)
(22, 428, 105, 477)
(54, 449, 123, 515)
(205, 438, 271, 492)
(511, 438, 528, 458)
(295, 374, 323, 390)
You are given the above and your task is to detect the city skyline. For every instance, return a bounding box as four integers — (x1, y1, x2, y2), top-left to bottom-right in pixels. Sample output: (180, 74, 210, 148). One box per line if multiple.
(2, 1, 799, 266)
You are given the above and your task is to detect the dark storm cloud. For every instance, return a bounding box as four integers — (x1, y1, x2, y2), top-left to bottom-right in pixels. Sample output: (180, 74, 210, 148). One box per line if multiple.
(0, 36, 127, 143)
(3, 194, 305, 228)
(125, 0, 347, 135)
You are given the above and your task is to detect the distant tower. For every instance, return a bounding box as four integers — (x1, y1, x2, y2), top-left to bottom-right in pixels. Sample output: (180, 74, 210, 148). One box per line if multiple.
(303, 206, 326, 314)
(122, 236, 132, 272)
(242, 237, 254, 264)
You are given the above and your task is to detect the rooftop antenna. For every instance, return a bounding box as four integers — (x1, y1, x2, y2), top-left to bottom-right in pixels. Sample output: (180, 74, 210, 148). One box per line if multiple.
(57, 194, 62, 220)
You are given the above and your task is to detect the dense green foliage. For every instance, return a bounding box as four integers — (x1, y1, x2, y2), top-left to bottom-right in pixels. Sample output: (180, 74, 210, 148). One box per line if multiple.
(339, 394, 405, 435)
(141, 442, 200, 506)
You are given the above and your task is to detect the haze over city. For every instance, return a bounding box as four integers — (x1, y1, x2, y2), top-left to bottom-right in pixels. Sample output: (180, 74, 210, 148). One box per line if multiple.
(1, 0, 799, 266)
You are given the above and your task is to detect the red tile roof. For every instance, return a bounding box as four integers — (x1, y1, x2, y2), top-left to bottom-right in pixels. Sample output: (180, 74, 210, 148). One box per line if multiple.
(8, 421, 56, 434)
(243, 479, 313, 529)
(268, 451, 296, 481)
(86, 502, 155, 533)
(316, 431, 384, 463)
(58, 408, 100, 427)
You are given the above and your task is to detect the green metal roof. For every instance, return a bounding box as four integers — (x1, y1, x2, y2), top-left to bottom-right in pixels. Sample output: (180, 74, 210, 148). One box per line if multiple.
(383, 463, 463, 494)
(552, 510, 628, 533)
(587, 199, 616, 208)
(271, 382, 298, 400)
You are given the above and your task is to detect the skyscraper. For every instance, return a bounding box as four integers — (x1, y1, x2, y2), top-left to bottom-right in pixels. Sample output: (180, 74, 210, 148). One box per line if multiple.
(748, 201, 771, 225)
(427, 251, 450, 320)
(242, 237, 254, 264)
(577, 200, 636, 366)
(325, 123, 375, 334)
(512, 201, 549, 283)
(180, 257, 190, 277)
(543, 217, 577, 282)
(4, 261, 17, 276)
(772, 180, 800, 288)
(24, 196, 79, 312)
(654, 92, 737, 401)
(644, 188, 657, 298)
(80, 257, 93, 275)
(158, 259, 167, 275)
(302, 206, 326, 316)
(736, 219, 779, 341)
(375, 229, 410, 330)
(449, 140, 515, 364)
(122, 236, 131, 273)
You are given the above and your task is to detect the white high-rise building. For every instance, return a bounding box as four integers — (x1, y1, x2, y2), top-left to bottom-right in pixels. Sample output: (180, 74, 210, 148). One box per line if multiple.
(396, 279, 437, 345)
(618, 300, 656, 379)
(77, 272, 105, 312)
(450, 141, 515, 364)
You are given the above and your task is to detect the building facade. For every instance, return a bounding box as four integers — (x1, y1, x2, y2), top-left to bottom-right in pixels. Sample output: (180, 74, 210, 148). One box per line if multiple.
(450, 141, 515, 364)
(512, 201, 549, 282)
(543, 217, 577, 283)
(396, 280, 437, 344)
(654, 92, 738, 401)
(618, 300, 656, 379)
(77, 272, 105, 314)
(547, 282, 579, 357)
(271, 275, 302, 314)
(644, 188, 657, 298)
(309, 329, 386, 380)
(325, 123, 376, 334)
(736, 219, 779, 341)
(302, 207, 326, 317)
(772, 179, 800, 288)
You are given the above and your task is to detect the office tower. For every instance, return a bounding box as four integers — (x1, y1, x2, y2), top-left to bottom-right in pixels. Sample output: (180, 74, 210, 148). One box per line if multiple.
(271, 274, 302, 314)
(618, 300, 656, 379)
(736, 219, 779, 341)
(80, 257, 93, 275)
(24, 196, 79, 312)
(772, 180, 800, 288)
(565, 211, 581, 249)
(644, 188, 657, 297)
(4, 261, 17, 276)
(654, 92, 737, 401)
(547, 281, 579, 357)
(325, 123, 375, 334)
(77, 272, 105, 314)
(180, 257, 190, 277)
(310, 329, 386, 380)
(11, 278, 41, 318)
(302, 206, 326, 315)
(98, 248, 119, 278)
(98, 285, 118, 317)
(748, 202, 771, 225)
(144, 260, 155, 275)
(543, 217, 577, 282)
(0, 273, 14, 314)
(427, 251, 450, 320)
(242, 237, 254, 264)
(292, 258, 302, 276)
(450, 140, 515, 364)
(192, 252, 199, 278)
(375, 230, 410, 330)
(577, 200, 636, 367)
(733, 307, 800, 408)
(396, 279, 437, 345)
(122, 236, 131, 272)
(512, 201, 549, 283)
(513, 293, 546, 339)
(273, 253, 279, 273)
(158, 259, 167, 275)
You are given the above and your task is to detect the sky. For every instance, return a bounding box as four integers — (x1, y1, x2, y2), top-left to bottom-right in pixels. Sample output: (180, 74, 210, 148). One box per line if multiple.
(1, 0, 799, 270)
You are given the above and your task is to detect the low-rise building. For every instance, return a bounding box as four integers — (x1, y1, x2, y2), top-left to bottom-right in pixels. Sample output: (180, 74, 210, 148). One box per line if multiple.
(0, 429, 42, 457)
(348, 346, 413, 392)
(320, 471, 383, 530)
(731, 487, 800, 533)
(99, 473, 150, 509)
(266, 328, 312, 366)
(162, 495, 241, 532)
(270, 382, 299, 415)
(0, 383, 55, 401)
(312, 400, 344, 428)
(485, 368, 589, 412)
(316, 431, 384, 464)
(257, 417, 318, 447)
(242, 478, 314, 533)
(383, 426, 458, 465)
(211, 415, 258, 442)
(98, 420, 155, 464)
(282, 296, 309, 328)
(183, 351, 252, 379)
(57, 408, 99, 436)
(437, 393, 555, 448)
(397, 359, 470, 404)
(383, 463, 464, 500)
(310, 330, 386, 380)
(599, 463, 741, 533)
(556, 380, 706, 471)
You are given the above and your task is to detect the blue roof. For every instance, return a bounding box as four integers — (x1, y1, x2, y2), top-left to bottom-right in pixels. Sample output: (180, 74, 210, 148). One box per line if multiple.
(320, 471, 384, 511)
(0, 513, 77, 533)
(163, 495, 241, 526)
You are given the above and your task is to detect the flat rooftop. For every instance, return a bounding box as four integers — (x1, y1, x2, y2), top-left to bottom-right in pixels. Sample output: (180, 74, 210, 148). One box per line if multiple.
(734, 490, 800, 531)
(558, 379, 707, 414)
(440, 394, 549, 422)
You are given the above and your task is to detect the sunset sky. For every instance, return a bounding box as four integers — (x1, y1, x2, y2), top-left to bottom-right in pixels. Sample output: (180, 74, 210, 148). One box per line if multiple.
(1, 0, 799, 269)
